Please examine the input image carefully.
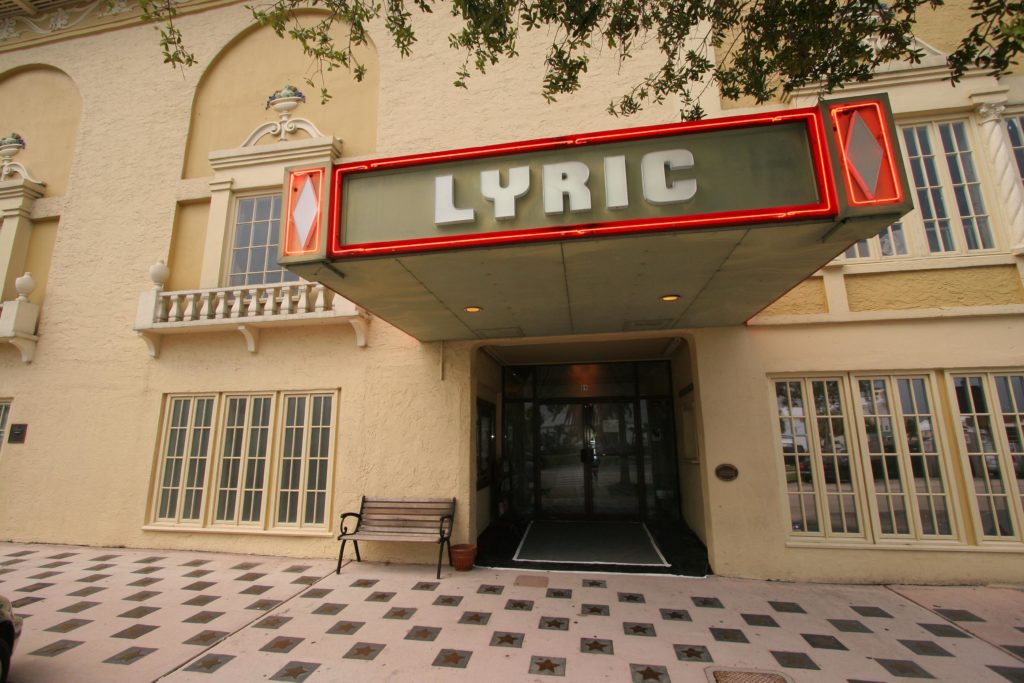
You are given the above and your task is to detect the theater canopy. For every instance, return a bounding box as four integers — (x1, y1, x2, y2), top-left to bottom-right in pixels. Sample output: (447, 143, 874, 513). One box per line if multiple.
(280, 96, 911, 341)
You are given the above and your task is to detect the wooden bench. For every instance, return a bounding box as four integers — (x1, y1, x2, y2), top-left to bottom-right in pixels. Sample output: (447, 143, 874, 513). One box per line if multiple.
(335, 497, 456, 579)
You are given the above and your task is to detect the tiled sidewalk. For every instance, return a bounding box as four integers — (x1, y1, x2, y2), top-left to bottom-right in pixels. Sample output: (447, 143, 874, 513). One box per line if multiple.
(1, 542, 1022, 682)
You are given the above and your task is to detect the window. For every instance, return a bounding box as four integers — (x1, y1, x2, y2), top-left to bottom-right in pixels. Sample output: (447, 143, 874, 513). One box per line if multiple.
(952, 373, 1024, 540)
(840, 119, 999, 262)
(152, 390, 337, 531)
(901, 122, 993, 253)
(775, 370, 1024, 546)
(228, 195, 301, 287)
(775, 378, 863, 538)
(0, 400, 10, 450)
(855, 376, 954, 538)
(843, 221, 909, 261)
(1006, 114, 1024, 185)
(156, 396, 215, 523)
(775, 373, 958, 544)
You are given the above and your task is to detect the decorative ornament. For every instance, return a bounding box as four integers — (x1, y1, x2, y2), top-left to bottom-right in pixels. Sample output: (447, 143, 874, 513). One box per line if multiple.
(241, 85, 323, 146)
(0, 132, 42, 183)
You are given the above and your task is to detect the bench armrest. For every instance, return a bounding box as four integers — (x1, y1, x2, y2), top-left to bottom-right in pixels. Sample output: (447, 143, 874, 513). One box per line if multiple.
(438, 514, 453, 541)
(338, 512, 362, 538)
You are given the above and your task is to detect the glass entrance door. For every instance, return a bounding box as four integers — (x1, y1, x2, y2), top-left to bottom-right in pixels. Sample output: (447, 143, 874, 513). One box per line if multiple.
(503, 361, 681, 524)
(538, 401, 640, 518)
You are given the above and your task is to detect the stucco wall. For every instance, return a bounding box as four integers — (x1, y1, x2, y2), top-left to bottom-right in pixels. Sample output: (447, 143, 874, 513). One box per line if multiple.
(758, 278, 828, 316)
(846, 266, 1024, 311)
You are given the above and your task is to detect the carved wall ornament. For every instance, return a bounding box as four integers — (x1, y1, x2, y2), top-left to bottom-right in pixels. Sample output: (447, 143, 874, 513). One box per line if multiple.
(242, 85, 324, 147)
(976, 102, 1007, 123)
(0, 133, 43, 184)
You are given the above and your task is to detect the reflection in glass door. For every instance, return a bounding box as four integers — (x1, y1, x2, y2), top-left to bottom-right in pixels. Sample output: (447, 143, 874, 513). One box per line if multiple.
(538, 404, 586, 516)
(591, 402, 639, 517)
(537, 401, 640, 518)
(504, 361, 680, 523)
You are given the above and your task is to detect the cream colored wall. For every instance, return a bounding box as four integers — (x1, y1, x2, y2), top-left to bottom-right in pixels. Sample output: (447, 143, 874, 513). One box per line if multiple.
(23, 216, 57, 306)
(0, 66, 80, 197)
(167, 201, 209, 291)
(691, 318, 1024, 584)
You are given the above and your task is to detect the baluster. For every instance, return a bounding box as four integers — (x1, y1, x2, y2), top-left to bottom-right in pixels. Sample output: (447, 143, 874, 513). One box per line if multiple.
(167, 294, 182, 322)
(280, 286, 293, 314)
(247, 288, 261, 316)
(214, 291, 227, 319)
(230, 290, 244, 318)
(263, 285, 279, 318)
(183, 293, 197, 320)
(298, 284, 310, 312)
(199, 292, 212, 319)
(155, 294, 169, 322)
(313, 284, 326, 312)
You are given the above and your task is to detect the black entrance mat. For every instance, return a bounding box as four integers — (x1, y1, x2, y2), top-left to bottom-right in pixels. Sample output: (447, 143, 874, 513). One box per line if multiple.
(513, 521, 670, 567)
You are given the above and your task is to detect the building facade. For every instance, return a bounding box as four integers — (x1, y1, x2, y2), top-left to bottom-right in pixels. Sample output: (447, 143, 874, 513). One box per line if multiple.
(0, 0, 1022, 584)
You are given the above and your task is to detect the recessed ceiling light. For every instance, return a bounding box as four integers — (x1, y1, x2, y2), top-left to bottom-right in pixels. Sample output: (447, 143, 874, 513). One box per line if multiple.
(660, 294, 681, 302)
(464, 306, 483, 313)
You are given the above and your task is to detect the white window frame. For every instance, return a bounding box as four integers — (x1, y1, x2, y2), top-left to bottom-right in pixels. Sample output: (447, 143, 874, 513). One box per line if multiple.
(224, 193, 301, 288)
(775, 372, 966, 546)
(948, 370, 1024, 543)
(154, 394, 218, 525)
(148, 389, 338, 534)
(212, 393, 276, 527)
(1005, 112, 1024, 186)
(0, 399, 11, 455)
(850, 373, 961, 543)
(773, 376, 869, 542)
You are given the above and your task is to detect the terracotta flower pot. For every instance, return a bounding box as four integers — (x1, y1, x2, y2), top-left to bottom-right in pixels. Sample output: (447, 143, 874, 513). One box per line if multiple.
(451, 543, 477, 571)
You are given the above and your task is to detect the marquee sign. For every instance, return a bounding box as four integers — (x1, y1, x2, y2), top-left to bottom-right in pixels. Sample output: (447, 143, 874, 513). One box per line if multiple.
(280, 97, 908, 262)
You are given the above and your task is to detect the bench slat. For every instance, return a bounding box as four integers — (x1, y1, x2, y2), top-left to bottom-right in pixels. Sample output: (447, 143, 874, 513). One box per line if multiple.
(347, 532, 442, 542)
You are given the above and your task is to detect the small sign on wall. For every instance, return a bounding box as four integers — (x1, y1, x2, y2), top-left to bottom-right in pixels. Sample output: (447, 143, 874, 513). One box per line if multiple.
(715, 463, 738, 482)
(8, 424, 27, 443)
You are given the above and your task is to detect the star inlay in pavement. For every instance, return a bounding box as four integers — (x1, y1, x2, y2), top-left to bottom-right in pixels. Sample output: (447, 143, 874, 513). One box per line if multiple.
(105, 647, 155, 664)
(275, 663, 315, 681)
(193, 656, 227, 671)
(352, 645, 376, 657)
(535, 658, 560, 672)
(496, 634, 519, 645)
(412, 628, 434, 639)
(664, 611, 688, 620)
(636, 666, 665, 681)
(441, 651, 464, 664)
(584, 605, 606, 615)
(542, 618, 564, 629)
(630, 624, 652, 634)
(584, 640, 608, 652)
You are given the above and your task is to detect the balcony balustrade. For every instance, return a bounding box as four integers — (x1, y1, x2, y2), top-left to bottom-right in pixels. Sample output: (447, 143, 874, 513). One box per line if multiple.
(134, 261, 369, 357)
